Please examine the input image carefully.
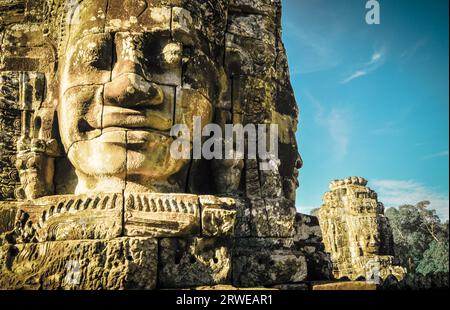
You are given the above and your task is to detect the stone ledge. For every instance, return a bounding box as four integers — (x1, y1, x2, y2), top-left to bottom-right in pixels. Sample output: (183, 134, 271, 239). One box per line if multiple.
(312, 281, 378, 291)
(0, 193, 237, 242)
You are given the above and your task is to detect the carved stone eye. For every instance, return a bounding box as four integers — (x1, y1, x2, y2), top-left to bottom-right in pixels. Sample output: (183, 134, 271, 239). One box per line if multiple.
(83, 43, 102, 64)
(16, 159, 24, 170)
(26, 156, 38, 169)
(76, 34, 112, 70)
(162, 42, 182, 67)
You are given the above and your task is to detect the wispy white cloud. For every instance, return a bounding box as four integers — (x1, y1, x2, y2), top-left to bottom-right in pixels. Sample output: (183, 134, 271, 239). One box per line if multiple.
(400, 38, 427, 59)
(423, 150, 449, 160)
(327, 109, 350, 159)
(371, 179, 449, 220)
(369, 52, 382, 64)
(341, 70, 367, 84)
(304, 91, 351, 160)
(341, 48, 387, 84)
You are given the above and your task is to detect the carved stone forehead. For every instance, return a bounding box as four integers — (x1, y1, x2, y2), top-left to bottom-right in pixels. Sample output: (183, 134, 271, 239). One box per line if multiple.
(62, 0, 227, 53)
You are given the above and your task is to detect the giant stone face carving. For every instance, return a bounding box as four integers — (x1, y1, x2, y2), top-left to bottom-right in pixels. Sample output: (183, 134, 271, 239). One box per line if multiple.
(0, 0, 307, 290)
(57, 0, 221, 194)
(0, 0, 301, 203)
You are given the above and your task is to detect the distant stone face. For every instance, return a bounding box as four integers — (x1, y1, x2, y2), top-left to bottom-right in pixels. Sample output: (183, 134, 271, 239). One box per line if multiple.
(317, 177, 406, 281)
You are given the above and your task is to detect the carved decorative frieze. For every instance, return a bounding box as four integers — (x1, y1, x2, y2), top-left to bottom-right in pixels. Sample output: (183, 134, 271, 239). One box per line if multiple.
(199, 195, 236, 237)
(6, 194, 123, 243)
(2, 193, 237, 243)
(124, 193, 201, 237)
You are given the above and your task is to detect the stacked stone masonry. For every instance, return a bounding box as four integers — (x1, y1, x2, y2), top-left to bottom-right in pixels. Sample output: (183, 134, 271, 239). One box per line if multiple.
(0, 0, 313, 289)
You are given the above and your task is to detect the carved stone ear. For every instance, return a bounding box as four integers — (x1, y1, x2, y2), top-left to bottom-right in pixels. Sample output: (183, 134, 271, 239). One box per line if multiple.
(211, 158, 244, 196)
(14, 187, 26, 201)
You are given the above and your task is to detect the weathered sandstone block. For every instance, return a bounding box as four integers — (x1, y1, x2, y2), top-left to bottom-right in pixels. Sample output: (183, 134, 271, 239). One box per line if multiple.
(0, 237, 158, 290)
(233, 238, 307, 287)
(199, 195, 236, 237)
(250, 198, 296, 238)
(159, 237, 232, 288)
(292, 213, 333, 281)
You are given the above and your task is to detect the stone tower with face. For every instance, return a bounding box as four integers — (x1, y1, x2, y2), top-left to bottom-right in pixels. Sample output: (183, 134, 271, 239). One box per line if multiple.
(0, 0, 308, 289)
(1, 0, 301, 203)
(318, 177, 405, 281)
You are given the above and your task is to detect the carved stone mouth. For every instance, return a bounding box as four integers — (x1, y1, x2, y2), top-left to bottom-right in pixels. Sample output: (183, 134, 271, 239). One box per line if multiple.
(102, 106, 173, 132)
(365, 246, 379, 253)
(97, 127, 173, 147)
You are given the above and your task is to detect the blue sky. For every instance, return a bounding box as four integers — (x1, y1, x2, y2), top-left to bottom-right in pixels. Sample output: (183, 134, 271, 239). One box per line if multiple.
(282, 0, 449, 220)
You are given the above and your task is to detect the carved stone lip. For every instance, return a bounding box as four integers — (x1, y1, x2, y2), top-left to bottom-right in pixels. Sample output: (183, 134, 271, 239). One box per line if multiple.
(19, 169, 38, 175)
(127, 130, 172, 145)
(102, 106, 173, 132)
(99, 127, 172, 145)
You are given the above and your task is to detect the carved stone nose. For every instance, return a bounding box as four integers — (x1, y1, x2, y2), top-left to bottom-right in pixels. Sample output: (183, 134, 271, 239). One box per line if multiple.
(104, 73, 164, 108)
(368, 235, 378, 246)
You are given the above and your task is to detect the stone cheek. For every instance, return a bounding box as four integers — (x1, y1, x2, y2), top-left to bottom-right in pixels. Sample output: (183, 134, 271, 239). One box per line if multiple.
(0, 237, 158, 290)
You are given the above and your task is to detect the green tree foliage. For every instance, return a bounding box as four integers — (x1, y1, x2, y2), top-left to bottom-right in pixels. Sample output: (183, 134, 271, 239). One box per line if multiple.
(417, 241, 449, 275)
(385, 201, 449, 275)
